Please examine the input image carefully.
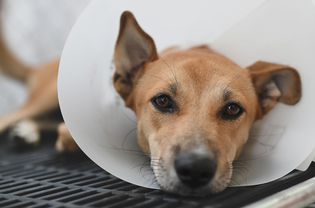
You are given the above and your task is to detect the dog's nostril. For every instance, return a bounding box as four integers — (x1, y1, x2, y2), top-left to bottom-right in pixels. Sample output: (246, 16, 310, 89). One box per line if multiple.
(178, 167, 190, 176)
(174, 151, 217, 188)
(176, 167, 192, 181)
(201, 172, 211, 180)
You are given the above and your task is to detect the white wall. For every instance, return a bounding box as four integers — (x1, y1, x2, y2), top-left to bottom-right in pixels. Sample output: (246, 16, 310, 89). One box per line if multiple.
(0, 0, 90, 116)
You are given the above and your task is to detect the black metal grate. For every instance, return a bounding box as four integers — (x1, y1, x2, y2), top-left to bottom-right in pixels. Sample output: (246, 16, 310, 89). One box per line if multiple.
(1, 136, 315, 208)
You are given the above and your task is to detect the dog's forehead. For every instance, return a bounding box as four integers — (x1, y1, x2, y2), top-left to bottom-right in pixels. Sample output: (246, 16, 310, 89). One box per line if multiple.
(149, 51, 252, 93)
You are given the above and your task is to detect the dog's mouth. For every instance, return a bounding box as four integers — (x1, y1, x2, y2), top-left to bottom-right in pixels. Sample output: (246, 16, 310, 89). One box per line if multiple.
(150, 151, 232, 196)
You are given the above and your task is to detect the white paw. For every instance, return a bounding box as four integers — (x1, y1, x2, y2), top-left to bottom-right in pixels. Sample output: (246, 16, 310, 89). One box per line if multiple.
(10, 120, 40, 146)
(55, 138, 65, 152)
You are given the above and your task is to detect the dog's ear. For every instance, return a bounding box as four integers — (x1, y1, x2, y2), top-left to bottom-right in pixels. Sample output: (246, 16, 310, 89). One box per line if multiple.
(114, 11, 158, 102)
(247, 61, 302, 118)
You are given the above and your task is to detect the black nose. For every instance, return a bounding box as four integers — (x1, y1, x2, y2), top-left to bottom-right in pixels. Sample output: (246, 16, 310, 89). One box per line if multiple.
(174, 151, 217, 188)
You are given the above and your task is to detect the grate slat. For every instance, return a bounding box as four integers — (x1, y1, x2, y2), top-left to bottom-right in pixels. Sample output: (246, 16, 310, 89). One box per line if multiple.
(15, 185, 55, 196)
(105, 197, 145, 208)
(1, 183, 41, 194)
(32, 172, 69, 181)
(42, 189, 82, 201)
(57, 190, 98, 203)
(132, 199, 165, 208)
(0, 179, 15, 186)
(72, 192, 112, 206)
(0, 181, 28, 190)
(58, 175, 95, 185)
(0, 199, 21, 207)
(26, 187, 69, 199)
(5, 201, 35, 208)
(89, 194, 130, 207)
(30, 204, 53, 208)
(74, 177, 109, 186)
(8, 169, 50, 178)
(0, 166, 26, 176)
(48, 174, 82, 183)
(22, 170, 59, 180)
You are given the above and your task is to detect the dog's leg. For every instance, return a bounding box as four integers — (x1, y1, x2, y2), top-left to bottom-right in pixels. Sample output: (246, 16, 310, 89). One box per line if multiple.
(9, 120, 79, 153)
(0, 100, 56, 134)
(55, 123, 78, 153)
(0, 106, 38, 133)
(0, 62, 59, 134)
(8, 117, 62, 148)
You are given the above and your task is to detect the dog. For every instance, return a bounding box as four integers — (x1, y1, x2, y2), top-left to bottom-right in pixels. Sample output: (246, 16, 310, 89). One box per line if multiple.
(0, 26, 77, 152)
(0, 11, 302, 196)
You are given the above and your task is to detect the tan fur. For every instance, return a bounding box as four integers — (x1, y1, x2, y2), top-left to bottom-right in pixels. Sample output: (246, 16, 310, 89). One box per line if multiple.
(0, 61, 59, 131)
(114, 11, 302, 195)
(0, 32, 32, 82)
(56, 123, 78, 152)
(131, 48, 258, 193)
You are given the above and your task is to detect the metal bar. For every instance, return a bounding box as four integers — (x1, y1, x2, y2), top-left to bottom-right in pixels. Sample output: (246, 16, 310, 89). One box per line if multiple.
(245, 177, 315, 208)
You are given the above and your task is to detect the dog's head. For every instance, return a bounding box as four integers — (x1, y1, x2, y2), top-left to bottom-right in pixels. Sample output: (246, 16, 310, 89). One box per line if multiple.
(113, 11, 302, 195)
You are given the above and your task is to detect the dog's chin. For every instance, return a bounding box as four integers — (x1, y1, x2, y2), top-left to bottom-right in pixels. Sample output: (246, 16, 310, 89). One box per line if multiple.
(158, 177, 230, 197)
(152, 165, 231, 197)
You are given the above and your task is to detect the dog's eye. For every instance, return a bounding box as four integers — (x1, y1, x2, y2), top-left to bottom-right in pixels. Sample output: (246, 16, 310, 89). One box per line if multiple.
(220, 102, 244, 120)
(151, 94, 177, 113)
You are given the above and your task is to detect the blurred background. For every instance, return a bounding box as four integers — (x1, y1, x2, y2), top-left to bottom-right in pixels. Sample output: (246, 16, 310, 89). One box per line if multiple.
(0, 0, 90, 116)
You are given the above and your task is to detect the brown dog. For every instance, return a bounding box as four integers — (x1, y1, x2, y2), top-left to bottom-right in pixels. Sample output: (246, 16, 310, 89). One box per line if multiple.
(0, 11, 301, 195)
(113, 11, 301, 195)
